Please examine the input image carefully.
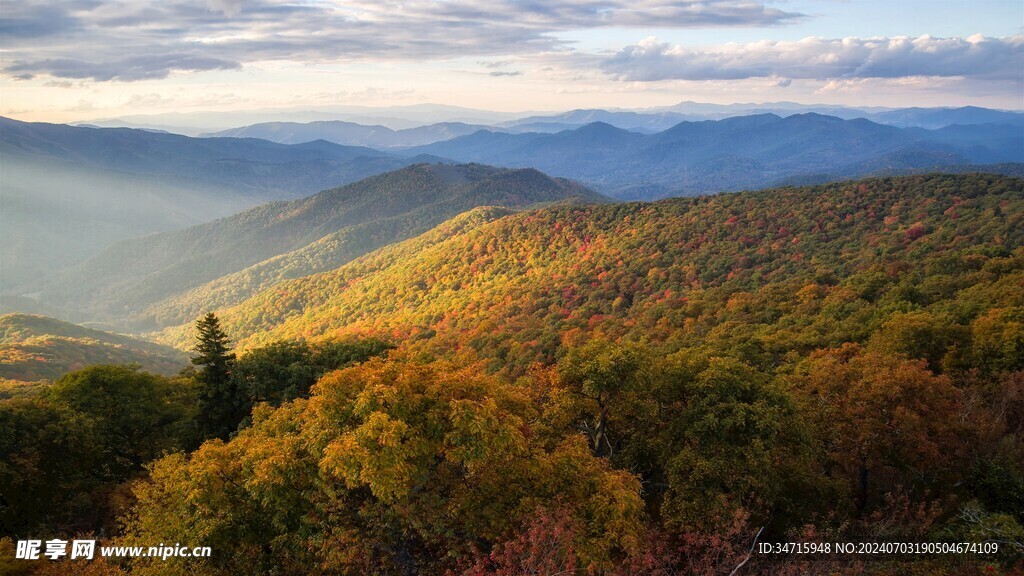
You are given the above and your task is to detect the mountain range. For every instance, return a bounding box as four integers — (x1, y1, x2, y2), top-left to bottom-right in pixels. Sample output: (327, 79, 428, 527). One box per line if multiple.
(200, 106, 1024, 148)
(33, 164, 603, 330)
(83, 102, 1024, 136)
(3, 168, 1022, 417)
(0, 117, 437, 290)
(408, 113, 1024, 198)
(204, 121, 510, 148)
(3, 112, 1021, 327)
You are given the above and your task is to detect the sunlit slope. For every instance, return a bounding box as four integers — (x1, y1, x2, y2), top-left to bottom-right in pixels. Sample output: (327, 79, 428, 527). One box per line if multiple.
(138, 206, 526, 329)
(156, 174, 1023, 374)
(0, 314, 188, 384)
(41, 163, 603, 328)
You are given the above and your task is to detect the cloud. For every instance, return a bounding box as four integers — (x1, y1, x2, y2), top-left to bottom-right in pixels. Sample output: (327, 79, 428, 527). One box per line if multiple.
(600, 35, 1024, 82)
(0, 3, 85, 38)
(5, 55, 242, 82)
(478, 60, 514, 69)
(489, 71, 522, 77)
(205, 0, 243, 17)
(0, 0, 802, 82)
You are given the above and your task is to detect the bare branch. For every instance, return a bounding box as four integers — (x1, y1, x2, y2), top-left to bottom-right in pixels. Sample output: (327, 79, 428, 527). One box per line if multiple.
(728, 525, 765, 576)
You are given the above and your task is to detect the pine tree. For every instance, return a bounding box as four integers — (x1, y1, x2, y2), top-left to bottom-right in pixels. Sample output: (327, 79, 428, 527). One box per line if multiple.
(191, 312, 240, 440)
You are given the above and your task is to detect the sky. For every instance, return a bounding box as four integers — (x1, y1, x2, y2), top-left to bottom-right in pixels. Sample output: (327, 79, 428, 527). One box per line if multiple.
(0, 0, 1022, 123)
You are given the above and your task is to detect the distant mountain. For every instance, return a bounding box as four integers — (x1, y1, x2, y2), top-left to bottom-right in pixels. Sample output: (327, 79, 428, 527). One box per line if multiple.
(0, 117, 432, 291)
(870, 106, 1024, 129)
(652, 101, 1024, 127)
(0, 314, 187, 384)
(907, 123, 1024, 164)
(0, 116, 405, 195)
(205, 121, 506, 148)
(501, 109, 695, 132)
(651, 100, 890, 116)
(83, 103, 535, 134)
(150, 174, 1024, 368)
(81, 102, 1024, 137)
(408, 113, 1024, 199)
(501, 104, 1024, 133)
(503, 122, 588, 133)
(36, 163, 604, 329)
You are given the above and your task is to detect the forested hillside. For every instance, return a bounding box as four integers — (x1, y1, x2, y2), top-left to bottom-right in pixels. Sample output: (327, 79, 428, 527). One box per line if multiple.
(5, 173, 1023, 575)
(139, 207, 517, 330)
(174, 173, 1023, 375)
(39, 164, 603, 329)
(0, 314, 187, 386)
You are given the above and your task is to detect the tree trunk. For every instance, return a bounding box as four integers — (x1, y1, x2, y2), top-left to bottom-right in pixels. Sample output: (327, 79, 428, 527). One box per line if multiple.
(857, 461, 869, 514)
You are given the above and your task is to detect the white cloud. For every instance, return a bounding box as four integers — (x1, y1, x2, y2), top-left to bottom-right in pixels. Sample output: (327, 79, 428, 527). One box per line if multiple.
(0, 0, 802, 82)
(600, 35, 1024, 82)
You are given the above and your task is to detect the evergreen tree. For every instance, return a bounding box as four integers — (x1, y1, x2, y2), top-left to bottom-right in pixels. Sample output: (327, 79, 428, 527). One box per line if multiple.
(191, 312, 240, 440)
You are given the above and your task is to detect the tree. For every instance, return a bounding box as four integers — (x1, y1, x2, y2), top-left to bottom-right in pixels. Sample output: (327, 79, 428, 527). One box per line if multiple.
(796, 344, 963, 514)
(0, 397, 101, 534)
(556, 339, 649, 458)
(49, 365, 192, 478)
(192, 312, 240, 440)
(657, 354, 809, 532)
(120, 357, 644, 575)
(229, 337, 395, 422)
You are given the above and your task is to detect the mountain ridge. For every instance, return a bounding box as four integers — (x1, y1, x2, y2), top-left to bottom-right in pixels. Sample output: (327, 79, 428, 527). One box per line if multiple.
(203, 120, 511, 148)
(35, 163, 605, 329)
(0, 313, 187, 385)
(408, 113, 1023, 199)
(150, 173, 1024, 373)
(0, 117, 439, 291)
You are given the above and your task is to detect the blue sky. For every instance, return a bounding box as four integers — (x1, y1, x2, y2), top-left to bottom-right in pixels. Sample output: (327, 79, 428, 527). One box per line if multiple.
(563, 0, 1023, 50)
(0, 0, 1021, 122)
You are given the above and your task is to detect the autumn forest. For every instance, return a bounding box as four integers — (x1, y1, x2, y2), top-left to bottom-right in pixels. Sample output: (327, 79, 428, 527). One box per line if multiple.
(1, 167, 1022, 574)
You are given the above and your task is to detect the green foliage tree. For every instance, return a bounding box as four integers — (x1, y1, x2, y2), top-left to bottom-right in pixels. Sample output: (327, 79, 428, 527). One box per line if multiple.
(192, 312, 240, 440)
(555, 339, 649, 458)
(0, 397, 101, 535)
(657, 354, 813, 532)
(1, 365, 194, 535)
(866, 310, 956, 373)
(230, 337, 394, 421)
(48, 365, 194, 478)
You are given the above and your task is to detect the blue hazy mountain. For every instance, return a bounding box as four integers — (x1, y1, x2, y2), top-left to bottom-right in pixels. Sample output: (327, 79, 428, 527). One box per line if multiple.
(869, 106, 1024, 129)
(204, 120, 508, 148)
(500, 105, 1024, 133)
(409, 113, 1024, 199)
(500, 109, 696, 132)
(0, 117, 435, 290)
(0, 116, 419, 197)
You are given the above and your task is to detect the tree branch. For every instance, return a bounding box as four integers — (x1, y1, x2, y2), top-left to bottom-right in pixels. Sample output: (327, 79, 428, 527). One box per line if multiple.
(728, 525, 765, 576)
